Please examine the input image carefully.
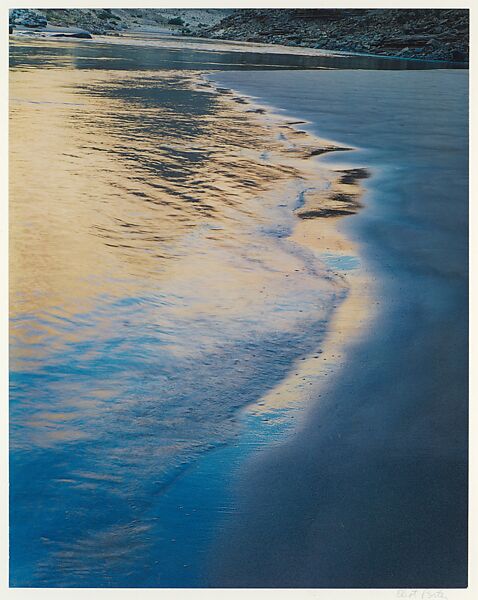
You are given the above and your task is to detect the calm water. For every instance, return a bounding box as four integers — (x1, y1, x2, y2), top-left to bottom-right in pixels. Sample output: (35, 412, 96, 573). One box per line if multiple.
(9, 35, 456, 587)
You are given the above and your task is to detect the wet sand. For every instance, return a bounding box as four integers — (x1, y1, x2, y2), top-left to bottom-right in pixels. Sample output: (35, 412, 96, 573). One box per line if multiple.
(207, 69, 468, 587)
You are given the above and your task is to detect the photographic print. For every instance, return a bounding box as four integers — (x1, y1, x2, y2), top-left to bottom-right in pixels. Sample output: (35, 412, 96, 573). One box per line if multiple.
(7, 3, 470, 590)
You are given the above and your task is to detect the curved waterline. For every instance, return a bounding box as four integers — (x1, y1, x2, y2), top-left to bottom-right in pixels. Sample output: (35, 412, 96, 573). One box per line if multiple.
(10, 38, 372, 587)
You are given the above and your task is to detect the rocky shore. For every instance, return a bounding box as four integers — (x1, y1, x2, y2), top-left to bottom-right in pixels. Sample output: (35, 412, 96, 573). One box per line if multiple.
(9, 8, 468, 63)
(196, 9, 469, 63)
(9, 8, 230, 36)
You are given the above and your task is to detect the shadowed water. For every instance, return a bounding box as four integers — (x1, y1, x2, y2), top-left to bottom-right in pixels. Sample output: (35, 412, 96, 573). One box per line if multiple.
(206, 68, 468, 588)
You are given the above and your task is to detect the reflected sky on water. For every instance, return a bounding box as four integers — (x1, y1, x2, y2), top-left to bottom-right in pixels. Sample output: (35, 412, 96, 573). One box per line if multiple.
(10, 31, 456, 586)
(10, 32, 466, 71)
(9, 37, 354, 586)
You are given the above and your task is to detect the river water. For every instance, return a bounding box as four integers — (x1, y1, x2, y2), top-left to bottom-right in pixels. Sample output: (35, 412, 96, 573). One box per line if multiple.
(9, 35, 463, 587)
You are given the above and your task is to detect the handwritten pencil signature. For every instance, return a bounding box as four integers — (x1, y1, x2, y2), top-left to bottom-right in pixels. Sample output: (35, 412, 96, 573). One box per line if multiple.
(396, 591, 448, 600)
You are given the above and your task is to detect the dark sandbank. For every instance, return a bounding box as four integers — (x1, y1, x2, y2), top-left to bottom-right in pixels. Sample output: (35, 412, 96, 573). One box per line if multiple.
(207, 69, 468, 587)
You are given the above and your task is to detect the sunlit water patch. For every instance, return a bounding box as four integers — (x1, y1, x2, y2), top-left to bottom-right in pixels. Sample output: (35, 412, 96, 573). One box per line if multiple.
(9, 38, 368, 586)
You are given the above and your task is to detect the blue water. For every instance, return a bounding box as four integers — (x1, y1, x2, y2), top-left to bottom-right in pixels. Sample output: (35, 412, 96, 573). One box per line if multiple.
(11, 31, 447, 586)
(10, 35, 358, 587)
(204, 68, 468, 587)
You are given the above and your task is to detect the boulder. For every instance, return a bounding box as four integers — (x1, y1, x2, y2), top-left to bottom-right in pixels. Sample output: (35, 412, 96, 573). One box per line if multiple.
(51, 32, 93, 39)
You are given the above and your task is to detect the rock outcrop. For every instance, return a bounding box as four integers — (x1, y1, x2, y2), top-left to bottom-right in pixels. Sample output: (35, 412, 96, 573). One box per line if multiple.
(195, 9, 469, 63)
(10, 8, 232, 37)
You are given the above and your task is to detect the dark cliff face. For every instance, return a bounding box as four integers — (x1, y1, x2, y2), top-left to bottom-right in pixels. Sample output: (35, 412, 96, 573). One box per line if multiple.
(197, 9, 469, 62)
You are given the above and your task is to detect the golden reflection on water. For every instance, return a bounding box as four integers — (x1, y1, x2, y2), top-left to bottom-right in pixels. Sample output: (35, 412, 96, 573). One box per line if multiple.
(10, 64, 370, 448)
(10, 69, 289, 310)
(9, 41, 373, 586)
(10, 67, 348, 354)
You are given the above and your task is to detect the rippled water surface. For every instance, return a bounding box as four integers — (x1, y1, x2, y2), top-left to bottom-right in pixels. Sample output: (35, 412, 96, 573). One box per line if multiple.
(9, 36, 375, 586)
